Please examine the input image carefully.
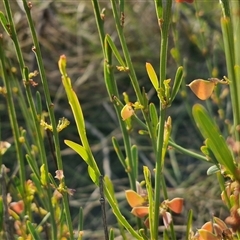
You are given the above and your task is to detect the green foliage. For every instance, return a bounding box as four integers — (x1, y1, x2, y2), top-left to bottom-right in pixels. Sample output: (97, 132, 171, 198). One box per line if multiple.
(1, 0, 240, 239)
(192, 104, 238, 179)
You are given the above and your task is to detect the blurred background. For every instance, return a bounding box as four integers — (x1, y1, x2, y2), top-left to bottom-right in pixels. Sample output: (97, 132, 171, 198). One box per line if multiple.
(0, 1, 231, 239)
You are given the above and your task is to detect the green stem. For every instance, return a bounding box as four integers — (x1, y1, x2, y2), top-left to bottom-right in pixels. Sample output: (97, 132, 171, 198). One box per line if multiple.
(232, 1, 240, 66)
(92, 0, 146, 231)
(21, 1, 63, 171)
(220, 0, 231, 18)
(153, 0, 172, 239)
(23, 69, 49, 169)
(2, 0, 36, 138)
(94, 0, 138, 191)
(104, 39, 136, 190)
(1, 1, 62, 236)
(231, 1, 240, 146)
(109, 0, 143, 104)
(105, 191, 143, 239)
(220, 2, 240, 146)
(21, 1, 73, 238)
(2, 0, 25, 69)
(22, 3, 74, 237)
(3, 0, 50, 174)
(1, 0, 28, 194)
(0, 38, 26, 193)
(154, 110, 166, 239)
(91, 0, 105, 55)
(169, 139, 208, 162)
(109, 0, 158, 178)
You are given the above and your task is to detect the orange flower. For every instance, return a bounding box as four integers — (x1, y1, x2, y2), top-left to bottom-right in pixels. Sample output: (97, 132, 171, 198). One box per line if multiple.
(125, 189, 147, 208)
(121, 103, 134, 121)
(125, 189, 183, 229)
(176, 0, 194, 3)
(164, 198, 184, 214)
(194, 217, 233, 240)
(225, 205, 240, 232)
(9, 200, 24, 215)
(131, 206, 149, 218)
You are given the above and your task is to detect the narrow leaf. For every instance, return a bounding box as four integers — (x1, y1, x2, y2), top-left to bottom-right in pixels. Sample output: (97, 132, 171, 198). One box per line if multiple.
(27, 221, 41, 240)
(88, 166, 98, 184)
(26, 155, 40, 179)
(192, 104, 238, 180)
(112, 137, 127, 169)
(109, 228, 115, 240)
(105, 34, 126, 67)
(146, 62, 159, 90)
(131, 145, 138, 179)
(143, 166, 154, 236)
(149, 103, 158, 134)
(104, 176, 116, 200)
(185, 210, 193, 240)
(35, 91, 42, 115)
(64, 140, 88, 162)
(0, 12, 11, 35)
(62, 77, 85, 131)
(171, 66, 183, 102)
(48, 173, 58, 189)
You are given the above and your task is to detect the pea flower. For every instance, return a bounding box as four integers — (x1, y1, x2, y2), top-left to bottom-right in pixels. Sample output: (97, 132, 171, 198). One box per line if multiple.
(125, 188, 184, 228)
(194, 217, 233, 240)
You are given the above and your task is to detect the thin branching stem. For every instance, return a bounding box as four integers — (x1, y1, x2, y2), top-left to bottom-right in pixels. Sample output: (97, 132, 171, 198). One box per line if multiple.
(153, 0, 172, 239)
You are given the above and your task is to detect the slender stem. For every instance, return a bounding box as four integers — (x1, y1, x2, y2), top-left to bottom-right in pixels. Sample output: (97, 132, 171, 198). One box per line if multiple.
(232, 1, 240, 66)
(231, 1, 240, 145)
(220, 0, 231, 18)
(0, 38, 26, 193)
(109, 0, 143, 104)
(91, 0, 105, 56)
(169, 139, 208, 162)
(154, 110, 166, 238)
(2, 0, 37, 139)
(99, 176, 109, 240)
(2, 0, 29, 192)
(21, 1, 63, 171)
(92, 0, 145, 231)
(2, 0, 25, 69)
(220, 2, 240, 146)
(23, 75, 49, 170)
(22, 2, 74, 237)
(0, 166, 14, 240)
(153, 0, 172, 239)
(1, 1, 61, 237)
(103, 181, 144, 239)
(109, 0, 158, 173)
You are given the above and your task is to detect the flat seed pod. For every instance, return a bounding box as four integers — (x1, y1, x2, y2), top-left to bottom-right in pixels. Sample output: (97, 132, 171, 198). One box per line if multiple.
(187, 79, 215, 100)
